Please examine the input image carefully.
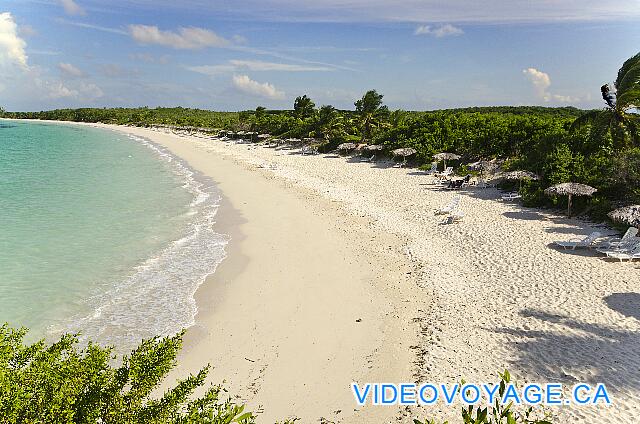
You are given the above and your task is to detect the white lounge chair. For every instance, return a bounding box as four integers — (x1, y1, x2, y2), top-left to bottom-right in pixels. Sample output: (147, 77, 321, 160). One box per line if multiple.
(435, 196, 461, 215)
(603, 242, 640, 262)
(424, 162, 438, 174)
(554, 232, 602, 250)
(301, 145, 318, 155)
(501, 192, 521, 201)
(602, 227, 638, 249)
(436, 167, 453, 178)
(444, 209, 465, 224)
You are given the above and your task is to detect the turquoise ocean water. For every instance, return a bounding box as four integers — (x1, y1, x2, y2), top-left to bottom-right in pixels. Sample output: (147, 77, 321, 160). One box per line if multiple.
(0, 121, 228, 351)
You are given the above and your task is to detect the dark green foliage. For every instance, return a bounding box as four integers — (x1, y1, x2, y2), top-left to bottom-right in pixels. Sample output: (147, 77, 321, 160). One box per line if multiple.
(354, 89, 389, 142)
(293, 95, 315, 120)
(571, 52, 640, 148)
(0, 324, 254, 424)
(414, 371, 552, 424)
(3, 107, 239, 130)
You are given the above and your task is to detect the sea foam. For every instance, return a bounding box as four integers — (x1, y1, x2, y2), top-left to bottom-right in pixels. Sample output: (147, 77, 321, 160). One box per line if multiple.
(62, 133, 229, 352)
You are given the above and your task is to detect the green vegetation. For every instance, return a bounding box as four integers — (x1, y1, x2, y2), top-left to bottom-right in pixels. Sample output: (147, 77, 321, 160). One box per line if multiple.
(0, 324, 254, 424)
(0, 325, 551, 423)
(2, 52, 638, 219)
(1, 107, 238, 129)
(416, 371, 551, 424)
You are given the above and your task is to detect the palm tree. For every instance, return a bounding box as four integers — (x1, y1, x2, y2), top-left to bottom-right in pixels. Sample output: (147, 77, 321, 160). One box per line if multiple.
(354, 90, 390, 142)
(293, 95, 316, 120)
(254, 106, 267, 119)
(572, 52, 640, 148)
(313, 105, 343, 141)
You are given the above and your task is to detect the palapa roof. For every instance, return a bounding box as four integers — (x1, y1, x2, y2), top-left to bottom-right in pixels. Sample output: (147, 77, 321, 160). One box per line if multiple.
(393, 147, 417, 157)
(501, 170, 539, 180)
(337, 142, 357, 150)
(364, 144, 384, 151)
(608, 205, 640, 226)
(467, 159, 502, 173)
(544, 182, 597, 197)
(434, 152, 461, 160)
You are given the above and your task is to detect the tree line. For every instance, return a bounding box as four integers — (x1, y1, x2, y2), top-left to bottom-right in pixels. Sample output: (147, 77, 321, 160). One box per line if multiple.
(2, 53, 638, 218)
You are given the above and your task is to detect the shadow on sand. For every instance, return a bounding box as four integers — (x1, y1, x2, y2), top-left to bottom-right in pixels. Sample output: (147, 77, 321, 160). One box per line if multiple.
(489, 307, 640, 390)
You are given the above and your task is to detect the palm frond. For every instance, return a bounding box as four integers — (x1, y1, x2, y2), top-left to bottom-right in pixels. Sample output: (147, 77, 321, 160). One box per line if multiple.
(570, 110, 606, 131)
(615, 52, 640, 90)
(617, 89, 640, 109)
(616, 61, 640, 95)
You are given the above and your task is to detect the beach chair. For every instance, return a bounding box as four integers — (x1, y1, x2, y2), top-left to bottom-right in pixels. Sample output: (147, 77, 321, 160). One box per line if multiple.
(436, 167, 453, 178)
(601, 227, 638, 249)
(554, 232, 602, 250)
(446, 175, 471, 190)
(603, 242, 640, 262)
(444, 209, 465, 224)
(597, 237, 639, 255)
(501, 192, 521, 201)
(301, 145, 317, 155)
(424, 162, 438, 174)
(445, 179, 464, 190)
(363, 154, 376, 162)
(435, 196, 461, 215)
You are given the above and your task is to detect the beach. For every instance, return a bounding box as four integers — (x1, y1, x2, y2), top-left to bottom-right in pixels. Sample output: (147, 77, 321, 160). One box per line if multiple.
(111, 125, 419, 423)
(39, 122, 640, 422)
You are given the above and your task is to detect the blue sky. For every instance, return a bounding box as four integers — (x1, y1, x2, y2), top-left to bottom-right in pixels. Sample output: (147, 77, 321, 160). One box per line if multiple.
(1, 0, 639, 111)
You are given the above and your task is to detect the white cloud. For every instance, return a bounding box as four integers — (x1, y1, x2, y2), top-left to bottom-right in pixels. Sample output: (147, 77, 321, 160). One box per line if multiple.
(188, 59, 333, 76)
(522, 67, 551, 98)
(129, 52, 170, 64)
(42, 79, 103, 100)
(77, 81, 104, 99)
(0, 12, 29, 69)
(143, 0, 640, 23)
(128, 24, 230, 49)
(58, 62, 85, 77)
(232, 74, 285, 99)
(46, 81, 78, 99)
(60, 0, 86, 16)
(523, 67, 579, 103)
(414, 24, 463, 37)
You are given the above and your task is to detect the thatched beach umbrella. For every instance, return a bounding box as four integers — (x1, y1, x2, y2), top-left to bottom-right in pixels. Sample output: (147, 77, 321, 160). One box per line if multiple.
(500, 170, 539, 190)
(545, 182, 597, 217)
(364, 144, 384, 151)
(501, 170, 539, 181)
(393, 148, 417, 157)
(337, 142, 357, 152)
(393, 148, 417, 167)
(467, 159, 501, 177)
(434, 152, 461, 169)
(608, 205, 640, 227)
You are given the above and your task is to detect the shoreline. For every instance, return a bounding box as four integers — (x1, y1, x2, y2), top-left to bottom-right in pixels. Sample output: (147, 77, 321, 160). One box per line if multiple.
(110, 124, 421, 423)
(5, 119, 640, 423)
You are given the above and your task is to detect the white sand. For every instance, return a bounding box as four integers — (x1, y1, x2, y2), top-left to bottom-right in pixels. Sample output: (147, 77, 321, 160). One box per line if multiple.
(18, 119, 640, 422)
(115, 126, 419, 423)
(127, 129, 638, 423)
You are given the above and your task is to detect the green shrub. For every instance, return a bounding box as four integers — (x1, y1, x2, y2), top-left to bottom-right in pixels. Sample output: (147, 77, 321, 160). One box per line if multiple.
(0, 324, 254, 424)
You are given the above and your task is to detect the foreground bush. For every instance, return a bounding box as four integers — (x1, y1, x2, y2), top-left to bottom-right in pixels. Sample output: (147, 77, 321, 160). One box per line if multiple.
(0, 324, 253, 423)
